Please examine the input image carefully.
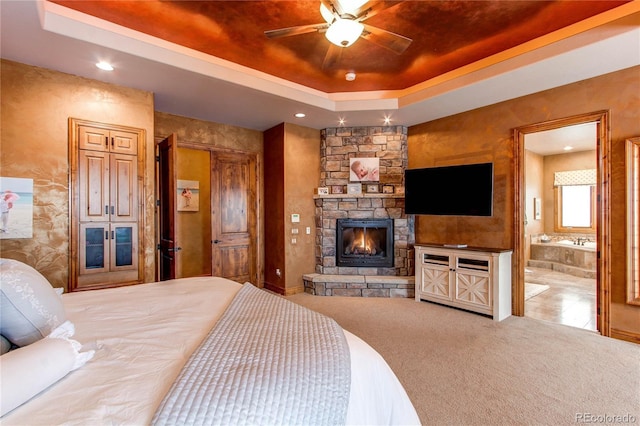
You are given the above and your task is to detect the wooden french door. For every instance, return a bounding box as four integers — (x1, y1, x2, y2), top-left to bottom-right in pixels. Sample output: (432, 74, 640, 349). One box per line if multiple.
(158, 134, 178, 281)
(210, 151, 257, 284)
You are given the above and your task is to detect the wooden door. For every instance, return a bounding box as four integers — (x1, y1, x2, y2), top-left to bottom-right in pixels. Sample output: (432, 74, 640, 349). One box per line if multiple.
(109, 130, 138, 156)
(210, 151, 257, 284)
(78, 125, 110, 152)
(158, 134, 178, 280)
(110, 153, 138, 222)
(79, 222, 109, 275)
(78, 150, 109, 223)
(109, 222, 138, 272)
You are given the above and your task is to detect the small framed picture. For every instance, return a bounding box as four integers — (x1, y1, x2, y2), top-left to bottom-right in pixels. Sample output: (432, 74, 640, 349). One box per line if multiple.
(382, 185, 394, 194)
(347, 183, 362, 195)
(315, 187, 329, 195)
(331, 185, 345, 194)
(534, 197, 541, 220)
(366, 184, 379, 193)
(177, 179, 199, 212)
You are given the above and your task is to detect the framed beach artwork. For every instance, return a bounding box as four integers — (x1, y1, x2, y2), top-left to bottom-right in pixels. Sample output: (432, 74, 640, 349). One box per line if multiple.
(0, 176, 33, 239)
(349, 158, 380, 182)
(177, 179, 199, 212)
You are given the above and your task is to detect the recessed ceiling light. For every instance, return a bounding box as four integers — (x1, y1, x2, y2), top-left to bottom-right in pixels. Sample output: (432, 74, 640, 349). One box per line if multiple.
(345, 72, 356, 81)
(563, 145, 574, 151)
(96, 61, 114, 71)
(338, 117, 346, 126)
(383, 116, 391, 125)
(294, 113, 306, 118)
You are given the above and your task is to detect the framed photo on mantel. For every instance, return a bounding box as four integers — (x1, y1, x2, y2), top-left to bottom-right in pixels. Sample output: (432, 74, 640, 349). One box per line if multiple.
(366, 184, 379, 193)
(347, 183, 362, 195)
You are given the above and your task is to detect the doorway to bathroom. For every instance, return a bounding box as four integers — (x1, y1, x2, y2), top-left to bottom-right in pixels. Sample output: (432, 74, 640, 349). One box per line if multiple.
(513, 111, 611, 334)
(523, 123, 597, 331)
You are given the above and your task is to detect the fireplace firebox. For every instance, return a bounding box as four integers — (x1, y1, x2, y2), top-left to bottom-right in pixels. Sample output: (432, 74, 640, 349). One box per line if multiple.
(336, 219, 394, 267)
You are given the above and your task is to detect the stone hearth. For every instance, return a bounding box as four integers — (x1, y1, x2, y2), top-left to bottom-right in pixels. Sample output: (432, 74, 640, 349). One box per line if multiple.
(303, 274, 415, 298)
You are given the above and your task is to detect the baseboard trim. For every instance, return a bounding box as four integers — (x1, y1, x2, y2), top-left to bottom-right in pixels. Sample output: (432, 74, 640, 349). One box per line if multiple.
(263, 282, 304, 296)
(610, 328, 640, 344)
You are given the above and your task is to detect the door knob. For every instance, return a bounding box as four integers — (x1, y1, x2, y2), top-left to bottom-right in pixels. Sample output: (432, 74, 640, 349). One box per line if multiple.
(213, 239, 221, 244)
(167, 247, 182, 252)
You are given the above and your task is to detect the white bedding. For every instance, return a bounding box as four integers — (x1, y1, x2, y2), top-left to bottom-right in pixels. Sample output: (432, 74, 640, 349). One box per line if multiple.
(1, 277, 419, 425)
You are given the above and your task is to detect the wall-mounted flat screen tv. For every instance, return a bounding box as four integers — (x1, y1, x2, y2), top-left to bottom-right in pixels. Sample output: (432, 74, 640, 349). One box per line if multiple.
(405, 162, 494, 216)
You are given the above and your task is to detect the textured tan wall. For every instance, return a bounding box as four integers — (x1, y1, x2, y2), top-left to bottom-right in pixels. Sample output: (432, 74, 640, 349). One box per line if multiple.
(525, 150, 544, 260)
(284, 123, 320, 293)
(543, 150, 597, 235)
(0, 60, 155, 290)
(408, 122, 511, 248)
(155, 112, 263, 153)
(409, 65, 640, 337)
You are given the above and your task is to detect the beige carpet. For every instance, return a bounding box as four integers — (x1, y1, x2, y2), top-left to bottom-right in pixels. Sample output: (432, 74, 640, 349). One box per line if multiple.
(525, 282, 550, 300)
(286, 293, 640, 425)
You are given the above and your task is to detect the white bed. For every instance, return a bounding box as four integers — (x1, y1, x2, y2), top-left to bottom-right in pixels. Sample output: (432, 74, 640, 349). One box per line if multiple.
(0, 259, 419, 425)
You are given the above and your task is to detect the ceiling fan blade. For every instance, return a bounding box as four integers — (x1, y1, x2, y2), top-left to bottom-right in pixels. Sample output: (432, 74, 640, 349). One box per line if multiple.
(322, 43, 343, 69)
(352, 1, 399, 22)
(361, 24, 412, 54)
(265, 23, 329, 39)
(321, 0, 344, 18)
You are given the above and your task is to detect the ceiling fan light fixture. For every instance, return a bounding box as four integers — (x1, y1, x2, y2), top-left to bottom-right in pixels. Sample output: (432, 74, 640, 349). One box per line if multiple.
(325, 18, 363, 47)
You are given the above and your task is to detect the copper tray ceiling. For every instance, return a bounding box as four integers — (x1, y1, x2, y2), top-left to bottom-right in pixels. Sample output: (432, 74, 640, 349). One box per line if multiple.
(51, 0, 628, 93)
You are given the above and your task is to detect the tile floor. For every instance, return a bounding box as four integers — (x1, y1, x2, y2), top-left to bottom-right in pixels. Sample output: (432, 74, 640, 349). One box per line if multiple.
(524, 266, 597, 331)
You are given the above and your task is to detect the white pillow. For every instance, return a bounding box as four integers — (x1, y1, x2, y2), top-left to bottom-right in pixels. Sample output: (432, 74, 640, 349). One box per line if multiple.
(0, 321, 94, 417)
(0, 258, 66, 347)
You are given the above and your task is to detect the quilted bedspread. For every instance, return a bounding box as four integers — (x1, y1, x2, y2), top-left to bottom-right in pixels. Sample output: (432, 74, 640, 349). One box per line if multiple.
(152, 283, 351, 426)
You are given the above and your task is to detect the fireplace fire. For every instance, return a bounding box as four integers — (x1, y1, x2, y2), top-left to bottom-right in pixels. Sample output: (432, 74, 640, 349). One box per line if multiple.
(336, 219, 394, 267)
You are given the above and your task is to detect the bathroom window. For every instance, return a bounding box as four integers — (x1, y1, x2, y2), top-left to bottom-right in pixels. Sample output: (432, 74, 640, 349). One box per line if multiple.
(554, 169, 596, 233)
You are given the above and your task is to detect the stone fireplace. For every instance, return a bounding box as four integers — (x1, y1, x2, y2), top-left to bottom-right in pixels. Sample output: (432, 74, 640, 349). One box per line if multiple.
(303, 126, 415, 297)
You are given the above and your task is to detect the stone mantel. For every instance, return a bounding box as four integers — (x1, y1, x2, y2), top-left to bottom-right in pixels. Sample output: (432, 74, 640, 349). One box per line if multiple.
(313, 194, 405, 200)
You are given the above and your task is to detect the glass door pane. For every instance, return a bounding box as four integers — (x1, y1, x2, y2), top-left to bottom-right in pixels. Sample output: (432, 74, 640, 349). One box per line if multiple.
(110, 223, 138, 271)
(79, 223, 108, 275)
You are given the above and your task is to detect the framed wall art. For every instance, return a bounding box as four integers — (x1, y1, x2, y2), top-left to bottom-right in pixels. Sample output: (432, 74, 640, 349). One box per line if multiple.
(349, 157, 380, 182)
(534, 197, 541, 220)
(0, 176, 33, 239)
(177, 179, 199, 212)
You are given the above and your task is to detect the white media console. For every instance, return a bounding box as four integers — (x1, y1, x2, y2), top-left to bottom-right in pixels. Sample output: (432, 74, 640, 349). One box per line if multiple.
(414, 244, 512, 321)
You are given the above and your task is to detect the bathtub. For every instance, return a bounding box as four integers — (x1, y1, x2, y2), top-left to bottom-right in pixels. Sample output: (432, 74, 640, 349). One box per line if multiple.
(529, 240, 596, 278)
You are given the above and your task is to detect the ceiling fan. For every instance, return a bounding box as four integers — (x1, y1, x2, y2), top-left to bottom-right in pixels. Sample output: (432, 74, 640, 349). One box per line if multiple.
(264, 0, 412, 57)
